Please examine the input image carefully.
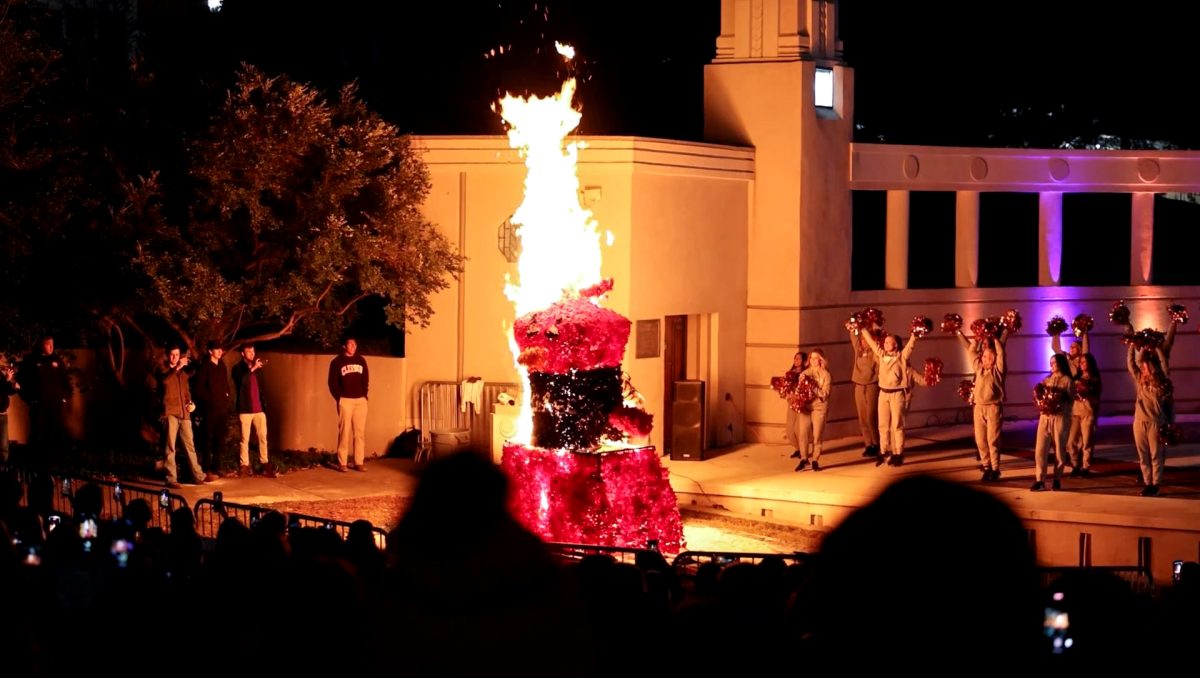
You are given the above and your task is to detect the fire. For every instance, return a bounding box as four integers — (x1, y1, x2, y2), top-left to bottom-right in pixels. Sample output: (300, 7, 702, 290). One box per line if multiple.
(497, 44, 604, 444)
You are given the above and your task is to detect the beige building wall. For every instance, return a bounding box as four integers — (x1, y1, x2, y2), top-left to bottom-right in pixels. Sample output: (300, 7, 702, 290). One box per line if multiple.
(410, 136, 754, 451)
(704, 31, 855, 443)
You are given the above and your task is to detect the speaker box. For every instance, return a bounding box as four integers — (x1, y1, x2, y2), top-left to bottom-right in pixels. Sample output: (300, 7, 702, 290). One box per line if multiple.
(671, 380, 706, 461)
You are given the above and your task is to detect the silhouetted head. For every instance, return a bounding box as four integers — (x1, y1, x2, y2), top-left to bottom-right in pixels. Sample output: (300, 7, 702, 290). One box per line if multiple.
(123, 498, 152, 530)
(73, 483, 103, 518)
(796, 475, 1041, 665)
(389, 451, 510, 554)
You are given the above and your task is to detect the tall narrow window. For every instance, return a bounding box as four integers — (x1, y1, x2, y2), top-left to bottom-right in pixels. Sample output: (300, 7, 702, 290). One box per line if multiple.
(814, 67, 834, 108)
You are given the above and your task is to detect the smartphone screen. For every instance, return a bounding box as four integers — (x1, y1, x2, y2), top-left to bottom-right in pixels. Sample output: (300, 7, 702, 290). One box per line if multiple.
(23, 545, 42, 566)
(1044, 591, 1072, 654)
(1174, 560, 1185, 582)
(159, 490, 170, 508)
(79, 517, 98, 540)
(111, 539, 134, 568)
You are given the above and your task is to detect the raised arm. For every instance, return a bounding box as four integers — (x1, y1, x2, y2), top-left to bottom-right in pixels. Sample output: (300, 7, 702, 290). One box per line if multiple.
(848, 329, 863, 354)
(1156, 347, 1170, 377)
(995, 336, 1007, 379)
(1080, 331, 1090, 355)
(900, 332, 919, 361)
(956, 329, 976, 353)
(860, 329, 883, 359)
(1051, 332, 1065, 356)
(1127, 344, 1138, 380)
(1163, 321, 1177, 359)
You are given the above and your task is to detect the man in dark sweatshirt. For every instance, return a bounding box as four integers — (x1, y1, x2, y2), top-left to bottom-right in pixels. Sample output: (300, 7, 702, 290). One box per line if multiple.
(193, 341, 233, 478)
(328, 337, 369, 472)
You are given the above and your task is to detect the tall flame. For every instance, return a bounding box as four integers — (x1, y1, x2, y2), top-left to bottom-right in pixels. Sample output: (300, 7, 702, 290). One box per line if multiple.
(497, 46, 603, 444)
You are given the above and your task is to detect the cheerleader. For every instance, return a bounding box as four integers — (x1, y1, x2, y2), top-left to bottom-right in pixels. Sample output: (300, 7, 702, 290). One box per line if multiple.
(795, 349, 832, 472)
(1128, 346, 1170, 496)
(785, 352, 809, 460)
(860, 329, 920, 466)
(1051, 325, 1089, 374)
(1031, 354, 1073, 492)
(1068, 353, 1101, 477)
(958, 327, 1009, 482)
(847, 324, 880, 457)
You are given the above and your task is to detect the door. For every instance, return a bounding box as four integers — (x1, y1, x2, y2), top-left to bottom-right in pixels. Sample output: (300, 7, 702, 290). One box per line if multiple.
(662, 315, 688, 455)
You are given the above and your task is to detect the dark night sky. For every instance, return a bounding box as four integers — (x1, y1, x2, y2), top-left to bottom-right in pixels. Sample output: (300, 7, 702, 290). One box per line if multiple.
(185, 0, 1200, 149)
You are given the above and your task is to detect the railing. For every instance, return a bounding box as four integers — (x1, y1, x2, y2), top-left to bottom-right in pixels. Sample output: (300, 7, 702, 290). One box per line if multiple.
(1038, 565, 1154, 593)
(192, 496, 388, 549)
(416, 380, 520, 451)
(672, 550, 812, 577)
(546, 541, 656, 564)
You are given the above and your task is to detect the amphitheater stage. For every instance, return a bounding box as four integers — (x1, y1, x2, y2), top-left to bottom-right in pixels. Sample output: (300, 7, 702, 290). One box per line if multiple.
(667, 415, 1200, 583)
(154, 415, 1200, 580)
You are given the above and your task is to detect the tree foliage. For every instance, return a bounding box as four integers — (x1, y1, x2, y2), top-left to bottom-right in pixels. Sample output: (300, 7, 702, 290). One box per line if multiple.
(125, 65, 463, 352)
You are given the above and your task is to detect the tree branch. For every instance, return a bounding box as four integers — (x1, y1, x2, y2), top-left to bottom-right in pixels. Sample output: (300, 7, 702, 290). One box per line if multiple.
(336, 293, 369, 317)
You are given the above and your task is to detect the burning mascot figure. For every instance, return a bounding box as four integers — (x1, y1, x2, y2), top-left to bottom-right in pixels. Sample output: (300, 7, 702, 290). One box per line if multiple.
(497, 44, 683, 553)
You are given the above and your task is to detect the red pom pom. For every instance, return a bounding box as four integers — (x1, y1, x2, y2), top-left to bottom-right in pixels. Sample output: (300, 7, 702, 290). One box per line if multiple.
(1046, 316, 1069, 336)
(940, 313, 963, 334)
(1033, 382, 1069, 416)
(845, 312, 863, 333)
(1074, 376, 1101, 403)
(862, 307, 885, 328)
(923, 357, 943, 387)
(1109, 301, 1131, 326)
(1168, 303, 1188, 325)
(1001, 308, 1022, 333)
(957, 379, 975, 404)
(970, 317, 1001, 340)
(911, 315, 933, 338)
(1122, 328, 1165, 350)
(1072, 314, 1094, 337)
(1160, 423, 1183, 447)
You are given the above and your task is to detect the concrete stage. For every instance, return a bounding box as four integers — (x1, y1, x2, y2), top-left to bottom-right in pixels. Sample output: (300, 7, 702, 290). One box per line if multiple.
(162, 416, 1200, 582)
(667, 415, 1200, 583)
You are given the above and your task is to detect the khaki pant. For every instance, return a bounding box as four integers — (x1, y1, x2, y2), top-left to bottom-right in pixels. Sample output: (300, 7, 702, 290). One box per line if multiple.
(973, 402, 1003, 471)
(1034, 414, 1069, 481)
(877, 390, 907, 456)
(795, 403, 828, 462)
(854, 383, 880, 447)
(785, 406, 807, 452)
(1133, 418, 1165, 486)
(165, 415, 204, 483)
(337, 397, 368, 466)
(238, 412, 269, 466)
(1068, 412, 1096, 469)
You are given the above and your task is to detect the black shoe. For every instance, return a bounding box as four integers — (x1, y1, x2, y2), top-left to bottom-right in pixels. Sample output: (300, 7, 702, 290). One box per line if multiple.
(1069, 467, 1083, 478)
(1078, 468, 1091, 477)
(861, 447, 872, 457)
(1141, 484, 1160, 497)
(981, 468, 993, 482)
(1052, 479, 1061, 491)
(811, 461, 822, 472)
(1030, 481, 1045, 492)
(790, 449, 802, 459)
(990, 469, 1001, 482)
(794, 459, 808, 472)
(864, 445, 879, 457)
(875, 454, 887, 467)
(890, 454, 904, 467)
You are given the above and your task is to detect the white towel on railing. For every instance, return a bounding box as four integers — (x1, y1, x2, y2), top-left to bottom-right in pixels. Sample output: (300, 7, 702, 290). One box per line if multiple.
(460, 379, 484, 414)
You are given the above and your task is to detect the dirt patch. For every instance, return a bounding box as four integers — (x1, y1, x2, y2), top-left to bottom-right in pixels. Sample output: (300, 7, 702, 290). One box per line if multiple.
(263, 495, 411, 531)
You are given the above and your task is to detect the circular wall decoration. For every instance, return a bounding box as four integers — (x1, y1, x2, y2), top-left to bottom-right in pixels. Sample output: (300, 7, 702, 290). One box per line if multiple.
(1048, 158, 1071, 182)
(1137, 158, 1161, 183)
(970, 157, 989, 181)
(902, 155, 920, 179)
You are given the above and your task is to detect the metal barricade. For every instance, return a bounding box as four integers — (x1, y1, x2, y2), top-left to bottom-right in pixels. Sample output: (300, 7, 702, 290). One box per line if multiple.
(672, 550, 812, 579)
(546, 541, 658, 564)
(192, 497, 388, 549)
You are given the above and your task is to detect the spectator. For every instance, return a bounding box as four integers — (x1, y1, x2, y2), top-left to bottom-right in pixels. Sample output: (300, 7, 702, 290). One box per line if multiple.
(328, 337, 370, 472)
(158, 346, 209, 488)
(193, 340, 233, 479)
(17, 335, 71, 464)
(231, 345, 275, 478)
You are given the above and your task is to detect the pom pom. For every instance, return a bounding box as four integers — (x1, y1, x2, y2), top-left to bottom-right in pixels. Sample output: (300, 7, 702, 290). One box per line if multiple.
(1168, 303, 1188, 325)
(862, 307, 885, 329)
(844, 312, 863, 333)
(1160, 423, 1183, 447)
(1033, 382, 1069, 416)
(1073, 376, 1101, 403)
(1109, 300, 1130, 326)
(970, 317, 1001, 340)
(578, 278, 614, 300)
(1046, 316, 1069, 336)
(1122, 328, 1165, 350)
(911, 315, 933, 338)
(1072, 314, 1094, 337)
(513, 297, 631, 373)
(770, 371, 818, 412)
(940, 313, 963, 334)
(957, 379, 975, 404)
(1001, 308, 1022, 333)
(923, 357, 943, 387)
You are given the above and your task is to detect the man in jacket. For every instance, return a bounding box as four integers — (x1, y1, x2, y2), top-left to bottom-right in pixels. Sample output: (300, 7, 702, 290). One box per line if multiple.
(193, 341, 233, 479)
(17, 335, 72, 464)
(231, 344, 275, 478)
(160, 346, 209, 488)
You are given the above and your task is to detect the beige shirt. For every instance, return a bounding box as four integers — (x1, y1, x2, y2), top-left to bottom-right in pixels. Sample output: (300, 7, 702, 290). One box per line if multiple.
(801, 366, 832, 409)
(862, 331, 916, 391)
(1128, 346, 1169, 425)
(849, 333, 878, 385)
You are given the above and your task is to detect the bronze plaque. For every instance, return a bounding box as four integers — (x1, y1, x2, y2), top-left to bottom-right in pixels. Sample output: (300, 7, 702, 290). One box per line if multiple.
(636, 319, 661, 359)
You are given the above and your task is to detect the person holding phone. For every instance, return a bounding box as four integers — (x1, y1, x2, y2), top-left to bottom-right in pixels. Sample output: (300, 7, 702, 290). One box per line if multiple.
(159, 345, 209, 489)
(232, 344, 275, 478)
(193, 340, 233, 480)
